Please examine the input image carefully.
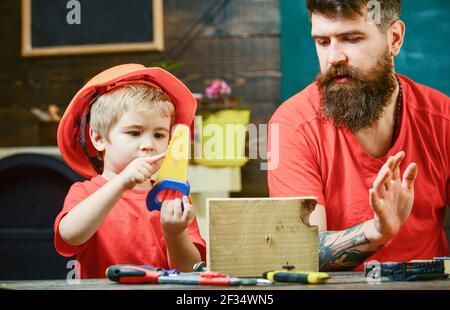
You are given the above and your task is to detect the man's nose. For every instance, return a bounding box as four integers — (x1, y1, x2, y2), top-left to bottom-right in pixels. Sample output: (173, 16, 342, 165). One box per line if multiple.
(327, 42, 347, 66)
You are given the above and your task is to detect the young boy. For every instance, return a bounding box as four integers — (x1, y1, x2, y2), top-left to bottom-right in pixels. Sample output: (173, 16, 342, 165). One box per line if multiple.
(54, 64, 206, 278)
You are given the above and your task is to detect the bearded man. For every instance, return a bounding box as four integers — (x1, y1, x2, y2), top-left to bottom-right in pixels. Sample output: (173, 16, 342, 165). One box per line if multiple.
(268, 0, 450, 271)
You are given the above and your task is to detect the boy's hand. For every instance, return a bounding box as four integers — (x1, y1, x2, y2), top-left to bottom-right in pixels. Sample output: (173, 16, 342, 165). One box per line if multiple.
(118, 153, 165, 190)
(161, 196, 194, 235)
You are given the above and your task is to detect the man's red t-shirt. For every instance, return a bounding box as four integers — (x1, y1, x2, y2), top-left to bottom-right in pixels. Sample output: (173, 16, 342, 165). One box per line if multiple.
(268, 74, 449, 268)
(54, 175, 206, 278)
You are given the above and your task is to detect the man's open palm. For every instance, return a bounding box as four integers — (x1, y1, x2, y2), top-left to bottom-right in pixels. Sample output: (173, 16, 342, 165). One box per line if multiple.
(369, 151, 419, 239)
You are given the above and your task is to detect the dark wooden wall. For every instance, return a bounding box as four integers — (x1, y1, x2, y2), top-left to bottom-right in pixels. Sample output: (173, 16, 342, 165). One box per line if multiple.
(0, 0, 280, 197)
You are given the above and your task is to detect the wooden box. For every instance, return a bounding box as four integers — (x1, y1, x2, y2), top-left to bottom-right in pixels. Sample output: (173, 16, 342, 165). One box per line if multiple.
(206, 197, 318, 277)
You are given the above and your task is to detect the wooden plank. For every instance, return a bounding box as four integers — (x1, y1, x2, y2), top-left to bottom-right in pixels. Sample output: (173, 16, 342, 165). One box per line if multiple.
(207, 197, 319, 277)
(164, 0, 279, 38)
(175, 36, 280, 102)
(0, 37, 280, 107)
(0, 108, 40, 146)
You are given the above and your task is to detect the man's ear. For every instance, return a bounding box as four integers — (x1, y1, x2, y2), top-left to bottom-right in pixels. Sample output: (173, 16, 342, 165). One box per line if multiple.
(388, 20, 405, 56)
(89, 127, 106, 152)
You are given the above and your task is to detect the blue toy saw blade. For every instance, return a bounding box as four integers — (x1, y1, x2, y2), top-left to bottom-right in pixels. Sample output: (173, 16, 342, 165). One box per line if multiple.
(146, 179, 190, 212)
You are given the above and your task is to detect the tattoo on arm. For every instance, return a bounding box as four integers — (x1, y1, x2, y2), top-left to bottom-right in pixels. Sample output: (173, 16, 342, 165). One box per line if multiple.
(319, 223, 381, 271)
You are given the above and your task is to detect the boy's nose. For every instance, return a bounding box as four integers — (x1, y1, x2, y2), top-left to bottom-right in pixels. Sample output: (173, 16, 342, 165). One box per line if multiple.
(139, 139, 154, 152)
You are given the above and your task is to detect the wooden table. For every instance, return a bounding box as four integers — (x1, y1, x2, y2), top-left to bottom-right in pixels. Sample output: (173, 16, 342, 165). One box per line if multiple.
(1, 272, 449, 290)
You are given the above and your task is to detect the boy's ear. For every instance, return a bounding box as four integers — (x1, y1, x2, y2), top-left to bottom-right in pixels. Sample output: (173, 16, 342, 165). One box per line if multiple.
(89, 127, 106, 152)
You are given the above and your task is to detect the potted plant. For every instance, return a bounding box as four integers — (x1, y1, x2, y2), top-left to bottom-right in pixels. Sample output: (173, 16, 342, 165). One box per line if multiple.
(193, 79, 251, 167)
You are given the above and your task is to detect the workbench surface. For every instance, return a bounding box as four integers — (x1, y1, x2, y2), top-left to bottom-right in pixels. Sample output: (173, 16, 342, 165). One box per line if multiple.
(1, 272, 449, 290)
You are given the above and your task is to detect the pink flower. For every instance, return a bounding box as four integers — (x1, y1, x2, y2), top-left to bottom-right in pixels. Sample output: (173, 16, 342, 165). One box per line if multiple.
(219, 80, 231, 95)
(205, 79, 231, 99)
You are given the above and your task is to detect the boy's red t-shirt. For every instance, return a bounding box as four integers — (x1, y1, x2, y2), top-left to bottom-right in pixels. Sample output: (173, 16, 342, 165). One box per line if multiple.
(268, 75, 450, 269)
(54, 175, 206, 278)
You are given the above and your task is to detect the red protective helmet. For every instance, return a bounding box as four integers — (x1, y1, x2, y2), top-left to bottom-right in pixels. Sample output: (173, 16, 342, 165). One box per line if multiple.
(57, 64, 197, 179)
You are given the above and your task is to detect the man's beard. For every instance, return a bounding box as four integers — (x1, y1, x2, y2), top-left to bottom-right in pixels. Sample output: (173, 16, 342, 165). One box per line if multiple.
(316, 50, 396, 131)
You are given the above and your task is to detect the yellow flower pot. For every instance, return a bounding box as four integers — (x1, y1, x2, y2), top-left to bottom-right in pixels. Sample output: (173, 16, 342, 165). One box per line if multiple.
(193, 109, 251, 167)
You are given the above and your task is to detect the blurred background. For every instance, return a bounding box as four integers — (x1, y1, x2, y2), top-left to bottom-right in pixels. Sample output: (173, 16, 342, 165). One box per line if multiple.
(0, 0, 448, 280)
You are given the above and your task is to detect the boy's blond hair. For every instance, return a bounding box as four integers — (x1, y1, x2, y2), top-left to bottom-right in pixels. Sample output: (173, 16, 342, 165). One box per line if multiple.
(89, 84, 175, 141)
(90, 84, 175, 141)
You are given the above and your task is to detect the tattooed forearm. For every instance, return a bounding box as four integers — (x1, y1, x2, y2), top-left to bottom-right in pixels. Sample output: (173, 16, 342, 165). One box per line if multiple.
(319, 223, 381, 271)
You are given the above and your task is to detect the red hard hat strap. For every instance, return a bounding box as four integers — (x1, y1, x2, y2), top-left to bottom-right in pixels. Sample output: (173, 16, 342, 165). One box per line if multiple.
(79, 102, 103, 175)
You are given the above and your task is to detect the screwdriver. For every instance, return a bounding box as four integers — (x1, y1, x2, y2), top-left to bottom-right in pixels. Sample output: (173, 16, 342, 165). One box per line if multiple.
(107, 264, 272, 286)
(263, 268, 330, 284)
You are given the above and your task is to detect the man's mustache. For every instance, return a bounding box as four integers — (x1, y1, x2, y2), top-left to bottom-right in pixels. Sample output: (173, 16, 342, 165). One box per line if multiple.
(317, 64, 362, 85)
